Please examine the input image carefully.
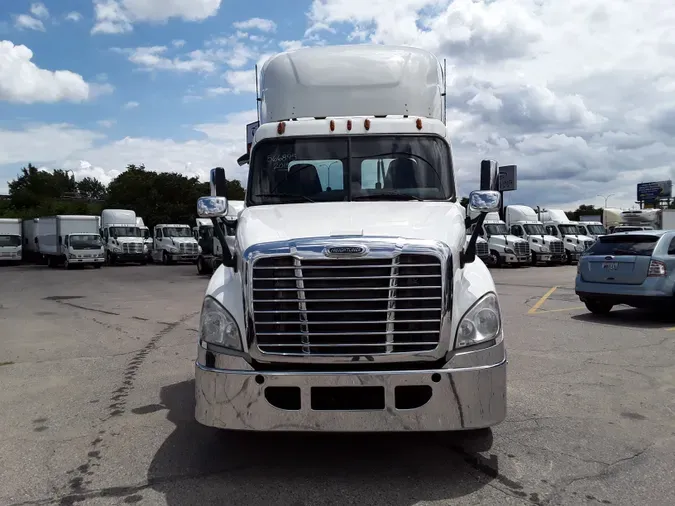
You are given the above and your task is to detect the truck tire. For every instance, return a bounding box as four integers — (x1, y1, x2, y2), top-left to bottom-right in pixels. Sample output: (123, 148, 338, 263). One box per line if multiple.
(584, 300, 613, 314)
(489, 250, 502, 268)
(162, 251, 170, 265)
(64, 258, 70, 270)
(530, 252, 538, 266)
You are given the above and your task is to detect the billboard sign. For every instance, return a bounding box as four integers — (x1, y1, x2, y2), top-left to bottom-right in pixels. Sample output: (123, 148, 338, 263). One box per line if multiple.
(637, 180, 672, 202)
(498, 165, 517, 191)
(246, 121, 259, 154)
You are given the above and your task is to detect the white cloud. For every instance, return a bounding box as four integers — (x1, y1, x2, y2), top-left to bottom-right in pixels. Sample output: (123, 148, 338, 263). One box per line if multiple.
(0, 41, 110, 104)
(123, 101, 139, 109)
(233, 18, 277, 33)
(279, 40, 305, 52)
(301, 0, 675, 210)
(30, 3, 49, 19)
(92, 0, 222, 34)
(172, 39, 186, 48)
(0, 110, 257, 191)
(118, 46, 216, 73)
(221, 53, 273, 94)
(14, 15, 45, 32)
(97, 119, 116, 128)
(65, 11, 83, 22)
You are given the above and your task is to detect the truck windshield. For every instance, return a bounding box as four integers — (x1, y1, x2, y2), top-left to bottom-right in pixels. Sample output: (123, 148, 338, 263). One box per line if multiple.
(523, 224, 546, 235)
(70, 234, 102, 249)
(247, 135, 454, 205)
(485, 224, 508, 235)
(586, 224, 606, 235)
(0, 235, 21, 247)
(142, 229, 150, 240)
(110, 227, 140, 238)
(163, 227, 192, 238)
(558, 224, 578, 235)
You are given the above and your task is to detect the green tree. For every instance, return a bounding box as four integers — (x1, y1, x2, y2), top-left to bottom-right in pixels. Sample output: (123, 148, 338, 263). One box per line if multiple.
(77, 177, 107, 201)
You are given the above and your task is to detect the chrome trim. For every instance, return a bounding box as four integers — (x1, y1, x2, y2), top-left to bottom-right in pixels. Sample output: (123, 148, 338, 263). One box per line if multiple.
(242, 236, 451, 365)
(194, 340, 506, 432)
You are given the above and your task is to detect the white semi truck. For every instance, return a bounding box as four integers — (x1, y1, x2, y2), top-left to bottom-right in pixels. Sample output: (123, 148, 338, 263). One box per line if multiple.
(195, 201, 245, 275)
(468, 211, 530, 266)
(100, 209, 146, 265)
(136, 217, 153, 260)
(0, 218, 22, 263)
(464, 234, 490, 264)
(505, 205, 565, 264)
(150, 224, 200, 264)
(37, 215, 104, 269)
(538, 209, 594, 263)
(193, 45, 507, 437)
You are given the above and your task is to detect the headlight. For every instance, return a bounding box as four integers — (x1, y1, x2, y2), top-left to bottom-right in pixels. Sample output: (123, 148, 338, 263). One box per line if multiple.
(540, 246, 549, 252)
(455, 292, 502, 349)
(504, 248, 515, 254)
(199, 296, 242, 351)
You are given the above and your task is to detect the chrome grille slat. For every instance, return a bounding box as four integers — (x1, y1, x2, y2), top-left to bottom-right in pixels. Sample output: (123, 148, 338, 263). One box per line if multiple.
(550, 241, 564, 254)
(514, 242, 530, 256)
(251, 253, 443, 356)
(476, 241, 488, 257)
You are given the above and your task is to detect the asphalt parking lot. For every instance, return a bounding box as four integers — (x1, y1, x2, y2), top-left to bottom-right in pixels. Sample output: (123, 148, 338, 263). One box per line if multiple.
(1, 262, 674, 506)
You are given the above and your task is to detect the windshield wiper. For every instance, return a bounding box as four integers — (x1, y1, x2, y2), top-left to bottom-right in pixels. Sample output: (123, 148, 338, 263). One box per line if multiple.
(254, 193, 315, 203)
(352, 191, 423, 201)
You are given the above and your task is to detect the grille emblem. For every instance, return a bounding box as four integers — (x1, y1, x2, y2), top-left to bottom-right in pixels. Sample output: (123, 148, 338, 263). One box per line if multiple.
(323, 245, 369, 258)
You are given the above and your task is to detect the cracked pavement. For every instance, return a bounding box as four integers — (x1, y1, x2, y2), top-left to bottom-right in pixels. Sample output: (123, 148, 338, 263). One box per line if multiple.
(1, 263, 674, 505)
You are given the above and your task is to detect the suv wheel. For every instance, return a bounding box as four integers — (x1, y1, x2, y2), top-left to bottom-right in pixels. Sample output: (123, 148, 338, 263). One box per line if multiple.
(584, 300, 613, 314)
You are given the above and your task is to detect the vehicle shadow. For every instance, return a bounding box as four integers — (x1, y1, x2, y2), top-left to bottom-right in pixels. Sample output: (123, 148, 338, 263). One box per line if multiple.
(572, 307, 675, 329)
(147, 380, 496, 506)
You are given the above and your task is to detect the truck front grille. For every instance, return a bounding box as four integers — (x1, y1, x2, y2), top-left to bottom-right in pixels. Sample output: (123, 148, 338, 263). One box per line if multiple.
(179, 243, 198, 254)
(122, 242, 142, 254)
(549, 241, 564, 254)
(475, 241, 488, 257)
(514, 242, 530, 256)
(251, 254, 443, 356)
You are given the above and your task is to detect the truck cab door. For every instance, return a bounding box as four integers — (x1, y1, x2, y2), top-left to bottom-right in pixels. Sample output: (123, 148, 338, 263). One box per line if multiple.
(154, 227, 163, 250)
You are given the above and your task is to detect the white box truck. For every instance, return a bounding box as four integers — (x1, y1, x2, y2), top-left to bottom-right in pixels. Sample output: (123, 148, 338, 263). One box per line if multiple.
(37, 215, 104, 268)
(192, 45, 507, 438)
(100, 209, 146, 265)
(0, 218, 22, 263)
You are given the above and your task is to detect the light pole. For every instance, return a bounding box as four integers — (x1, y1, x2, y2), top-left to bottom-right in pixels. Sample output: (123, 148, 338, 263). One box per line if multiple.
(597, 193, 614, 225)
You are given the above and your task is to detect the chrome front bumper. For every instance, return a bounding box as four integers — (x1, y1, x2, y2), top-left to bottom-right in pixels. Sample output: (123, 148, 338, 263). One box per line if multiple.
(195, 340, 507, 432)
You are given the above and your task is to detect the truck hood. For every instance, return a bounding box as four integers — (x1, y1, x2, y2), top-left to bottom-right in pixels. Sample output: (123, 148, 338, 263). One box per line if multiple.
(527, 235, 560, 244)
(116, 237, 143, 244)
(237, 202, 465, 252)
(167, 237, 197, 244)
(487, 234, 527, 246)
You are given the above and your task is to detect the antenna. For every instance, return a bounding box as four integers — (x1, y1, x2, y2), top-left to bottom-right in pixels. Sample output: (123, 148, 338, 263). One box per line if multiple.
(442, 58, 447, 125)
(255, 64, 261, 124)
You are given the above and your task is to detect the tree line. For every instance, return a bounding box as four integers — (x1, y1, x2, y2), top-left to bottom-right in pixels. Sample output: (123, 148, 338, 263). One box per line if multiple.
(0, 163, 245, 230)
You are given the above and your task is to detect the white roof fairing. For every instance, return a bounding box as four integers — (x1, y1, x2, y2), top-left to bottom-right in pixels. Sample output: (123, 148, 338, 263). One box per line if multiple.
(259, 45, 444, 123)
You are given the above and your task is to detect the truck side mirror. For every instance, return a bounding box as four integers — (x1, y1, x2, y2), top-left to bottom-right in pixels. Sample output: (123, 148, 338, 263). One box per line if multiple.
(462, 190, 501, 267)
(479, 160, 499, 191)
(210, 167, 228, 197)
(197, 196, 229, 218)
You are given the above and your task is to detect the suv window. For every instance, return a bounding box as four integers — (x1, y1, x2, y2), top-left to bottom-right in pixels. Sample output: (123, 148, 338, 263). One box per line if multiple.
(587, 235, 659, 257)
(668, 237, 675, 255)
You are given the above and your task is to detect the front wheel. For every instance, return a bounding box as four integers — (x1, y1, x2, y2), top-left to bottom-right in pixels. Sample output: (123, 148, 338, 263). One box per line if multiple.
(489, 250, 502, 268)
(584, 300, 613, 314)
(530, 252, 538, 266)
(162, 251, 169, 265)
(64, 258, 70, 270)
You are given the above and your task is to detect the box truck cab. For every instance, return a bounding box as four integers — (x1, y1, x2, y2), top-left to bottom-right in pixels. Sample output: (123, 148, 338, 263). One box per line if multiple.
(0, 218, 22, 263)
(100, 209, 146, 265)
(577, 220, 606, 240)
(37, 215, 104, 269)
(505, 205, 564, 264)
(195, 201, 244, 275)
(193, 45, 507, 437)
(469, 211, 530, 266)
(151, 224, 200, 264)
(538, 209, 594, 263)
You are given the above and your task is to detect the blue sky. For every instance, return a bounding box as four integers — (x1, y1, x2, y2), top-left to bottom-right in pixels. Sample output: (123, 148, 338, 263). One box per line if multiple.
(0, 0, 673, 210)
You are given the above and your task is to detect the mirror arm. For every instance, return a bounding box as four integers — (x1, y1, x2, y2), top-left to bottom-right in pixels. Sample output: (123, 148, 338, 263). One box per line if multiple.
(464, 215, 481, 228)
(461, 212, 489, 268)
(211, 217, 236, 271)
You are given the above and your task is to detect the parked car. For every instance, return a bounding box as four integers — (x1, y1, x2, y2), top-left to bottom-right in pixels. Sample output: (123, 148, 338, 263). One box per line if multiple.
(575, 230, 675, 314)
